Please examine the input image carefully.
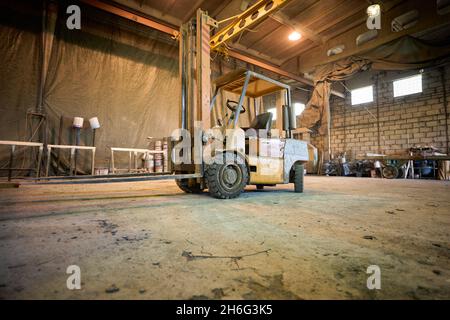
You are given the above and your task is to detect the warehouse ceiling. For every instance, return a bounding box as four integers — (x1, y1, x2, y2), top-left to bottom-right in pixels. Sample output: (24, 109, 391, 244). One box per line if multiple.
(100, 0, 450, 80)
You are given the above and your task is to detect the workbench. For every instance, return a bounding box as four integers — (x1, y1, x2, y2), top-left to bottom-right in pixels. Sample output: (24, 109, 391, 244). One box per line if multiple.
(0, 140, 44, 181)
(355, 155, 450, 179)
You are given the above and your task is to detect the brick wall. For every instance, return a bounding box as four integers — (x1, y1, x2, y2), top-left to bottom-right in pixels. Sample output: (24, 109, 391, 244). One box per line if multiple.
(312, 64, 450, 159)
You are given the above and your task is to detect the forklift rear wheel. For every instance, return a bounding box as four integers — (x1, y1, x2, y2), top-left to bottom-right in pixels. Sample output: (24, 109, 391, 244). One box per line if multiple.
(206, 153, 248, 199)
(176, 178, 204, 194)
(294, 163, 304, 193)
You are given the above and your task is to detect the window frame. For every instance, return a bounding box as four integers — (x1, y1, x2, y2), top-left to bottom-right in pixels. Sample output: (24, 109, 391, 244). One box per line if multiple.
(351, 85, 374, 106)
(267, 107, 277, 121)
(293, 102, 306, 116)
(393, 73, 422, 98)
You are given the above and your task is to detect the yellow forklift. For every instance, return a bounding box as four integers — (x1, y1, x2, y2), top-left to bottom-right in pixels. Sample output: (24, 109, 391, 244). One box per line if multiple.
(175, 69, 309, 198)
(173, 1, 309, 198)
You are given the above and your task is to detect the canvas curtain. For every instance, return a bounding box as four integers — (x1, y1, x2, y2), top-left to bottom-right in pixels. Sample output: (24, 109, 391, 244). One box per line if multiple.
(0, 0, 181, 174)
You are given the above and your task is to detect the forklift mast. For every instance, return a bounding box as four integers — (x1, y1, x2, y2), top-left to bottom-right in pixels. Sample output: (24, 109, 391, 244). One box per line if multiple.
(179, 11, 213, 134)
(178, 1, 293, 172)
(180, 0, 292, 132)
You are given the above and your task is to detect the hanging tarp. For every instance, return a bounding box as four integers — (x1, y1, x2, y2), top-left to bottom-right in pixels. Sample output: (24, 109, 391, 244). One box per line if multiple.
(0, 0, 181, 174)
(0, 0, 41, 141)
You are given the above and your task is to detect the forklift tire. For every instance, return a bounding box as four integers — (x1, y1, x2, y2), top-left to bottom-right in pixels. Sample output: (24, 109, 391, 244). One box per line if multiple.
(176, 179, 204, 194)
(205, 153, 248, 199)
(294, 163, 304, 193)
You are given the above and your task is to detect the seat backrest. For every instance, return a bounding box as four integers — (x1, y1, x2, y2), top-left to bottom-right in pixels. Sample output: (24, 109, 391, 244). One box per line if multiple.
(249, 112, 273, 130)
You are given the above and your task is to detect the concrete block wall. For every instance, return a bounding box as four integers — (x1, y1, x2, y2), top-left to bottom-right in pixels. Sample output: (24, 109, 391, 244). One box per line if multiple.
(313, 64, 450, 159)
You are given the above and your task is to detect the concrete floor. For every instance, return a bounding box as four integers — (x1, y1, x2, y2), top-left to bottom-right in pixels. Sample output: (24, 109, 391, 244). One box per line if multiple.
(0, 176, 449, 300)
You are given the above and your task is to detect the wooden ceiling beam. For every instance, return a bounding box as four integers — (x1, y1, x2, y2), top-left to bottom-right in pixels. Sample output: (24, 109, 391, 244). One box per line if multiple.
(182, 0, 206, 22)
(322, 16, 366, 42)
(279, 41, 318, 66)
(270, 11, 324, 44)
(210, 0, 234, 19)
(110, 0, 182, 26)
(279, 0, 348, 37)
(160, 0, 177, 17)
(242, 24, 284, 48)
(229, 43, 284, 66)
(84, 0, 179, 36)
(289, 0, 348, 27)
(267, 0, 360, 48)
(313, 1, 368, 37)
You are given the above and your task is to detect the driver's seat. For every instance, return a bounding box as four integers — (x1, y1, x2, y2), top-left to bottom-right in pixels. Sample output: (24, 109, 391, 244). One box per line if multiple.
(249, 112, 273, 130)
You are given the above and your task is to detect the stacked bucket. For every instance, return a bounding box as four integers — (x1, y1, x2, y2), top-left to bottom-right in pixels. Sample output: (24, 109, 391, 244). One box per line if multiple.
(163, 139, 169, 172)
(145, 138, 168, 173)
(144, 153, 154, 173)
(154, 140, 164, 173)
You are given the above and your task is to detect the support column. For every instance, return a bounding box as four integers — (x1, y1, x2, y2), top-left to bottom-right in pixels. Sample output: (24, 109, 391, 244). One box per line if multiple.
(441, 67, 449, 154)
(375, 75, 381, 154)
(324, 89, 332, 161)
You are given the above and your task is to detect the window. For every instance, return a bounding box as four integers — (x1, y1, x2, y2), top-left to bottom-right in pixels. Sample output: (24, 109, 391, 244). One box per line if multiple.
(351, 85, 373, 105)
(268, 104, 304, 120)
(268, 107, 277, 120)
(393, 74, 422, 97)
(293, 103, 305, 116)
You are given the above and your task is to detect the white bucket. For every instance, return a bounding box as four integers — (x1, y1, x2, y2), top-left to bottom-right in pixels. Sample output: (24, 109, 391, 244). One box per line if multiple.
(94, 167, 109, 175)
(73, 117, 84, 128)
(89, 117, 101, 129)
(145, 155, 154, 173)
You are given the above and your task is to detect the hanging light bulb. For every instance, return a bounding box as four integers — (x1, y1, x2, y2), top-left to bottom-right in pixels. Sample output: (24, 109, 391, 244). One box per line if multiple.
(367, 4, 381, 18)
(288, 31, 301, 41)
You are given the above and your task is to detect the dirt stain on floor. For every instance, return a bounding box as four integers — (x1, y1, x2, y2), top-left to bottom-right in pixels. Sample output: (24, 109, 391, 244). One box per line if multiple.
(0, 177, 449, 299)
(241, 274, 301, 300)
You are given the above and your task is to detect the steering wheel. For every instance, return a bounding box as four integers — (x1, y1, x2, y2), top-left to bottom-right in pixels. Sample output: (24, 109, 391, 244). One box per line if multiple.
(226, 99, 246, 114)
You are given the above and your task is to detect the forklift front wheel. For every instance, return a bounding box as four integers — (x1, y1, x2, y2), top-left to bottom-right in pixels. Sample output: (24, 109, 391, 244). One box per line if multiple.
(294, 163, 304, 193)
(206, 153, 248, 199)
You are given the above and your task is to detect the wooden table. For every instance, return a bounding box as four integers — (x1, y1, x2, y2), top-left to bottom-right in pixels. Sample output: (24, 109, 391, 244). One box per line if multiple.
(46, 144, 96, 177)
(0, 140, 44, 181)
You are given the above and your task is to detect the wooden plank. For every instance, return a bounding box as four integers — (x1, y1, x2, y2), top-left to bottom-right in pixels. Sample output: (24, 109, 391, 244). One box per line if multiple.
(0, 182, 20, 189)
(110, 147, 163, 153)
(0, 141, 43, 147)
(47, 144, 96, 150)
(80, 0, 178, 37)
